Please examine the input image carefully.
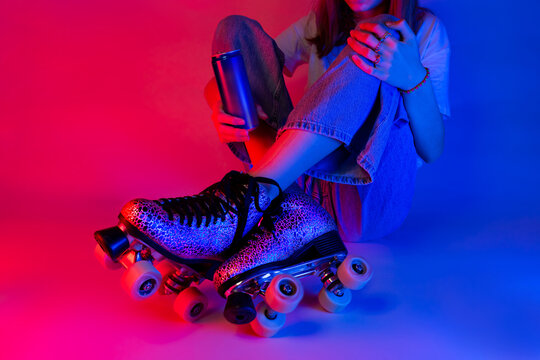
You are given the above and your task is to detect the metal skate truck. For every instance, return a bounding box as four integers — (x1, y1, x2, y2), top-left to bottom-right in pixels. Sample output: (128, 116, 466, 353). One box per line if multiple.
(213, 185, 373, 336)
(94, 223, 219, 322)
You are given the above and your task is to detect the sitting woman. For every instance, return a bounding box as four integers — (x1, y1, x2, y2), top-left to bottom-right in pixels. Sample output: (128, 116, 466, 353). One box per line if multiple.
(98, 0, 450, 330)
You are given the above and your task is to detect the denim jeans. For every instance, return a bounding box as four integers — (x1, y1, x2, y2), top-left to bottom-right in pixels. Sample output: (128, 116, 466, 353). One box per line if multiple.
(212, 15, 417, 242)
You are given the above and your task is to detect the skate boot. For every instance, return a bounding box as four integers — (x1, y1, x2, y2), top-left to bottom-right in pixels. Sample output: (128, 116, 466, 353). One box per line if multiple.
(213, 184, 372, 336)
(94, 170, 282, 322)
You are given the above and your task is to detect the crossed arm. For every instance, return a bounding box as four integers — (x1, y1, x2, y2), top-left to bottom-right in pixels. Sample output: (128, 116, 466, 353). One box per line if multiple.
(348, 19, 445, 163)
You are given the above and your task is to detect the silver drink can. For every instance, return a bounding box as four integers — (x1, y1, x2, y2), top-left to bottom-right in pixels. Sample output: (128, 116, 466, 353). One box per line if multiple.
(212, 49, 259, 130)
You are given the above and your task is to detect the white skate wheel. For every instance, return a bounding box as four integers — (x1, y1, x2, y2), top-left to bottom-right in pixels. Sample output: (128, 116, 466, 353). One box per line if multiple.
(121, 260, 162, 300)
(265, 274, 304, 314)
(318, 287, 352, 313)
(173, 287, 208, 322)
(337, 256, 372, 290)
(250, 301, 286, 337)
(94, 244, 122, 270)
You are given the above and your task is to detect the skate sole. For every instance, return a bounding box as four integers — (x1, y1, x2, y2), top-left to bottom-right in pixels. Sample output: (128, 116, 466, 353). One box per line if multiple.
(218, 230, 347, 297)
(117, 214, 222, 280)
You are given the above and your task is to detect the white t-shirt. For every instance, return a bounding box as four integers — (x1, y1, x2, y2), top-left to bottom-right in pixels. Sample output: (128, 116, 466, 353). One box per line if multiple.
(275, 9, 451, 120)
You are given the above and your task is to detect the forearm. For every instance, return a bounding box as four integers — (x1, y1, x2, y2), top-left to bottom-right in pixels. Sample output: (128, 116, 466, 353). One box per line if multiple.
(402, 71, 445, 163)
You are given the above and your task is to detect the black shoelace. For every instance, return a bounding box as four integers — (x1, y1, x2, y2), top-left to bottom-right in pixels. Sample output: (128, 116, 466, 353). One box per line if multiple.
(156, 171, 282, 237)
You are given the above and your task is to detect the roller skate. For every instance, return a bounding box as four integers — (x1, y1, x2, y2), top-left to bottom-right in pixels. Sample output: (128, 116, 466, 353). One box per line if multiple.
(94, 170, 282, 322)
(213, 184, 372, 336)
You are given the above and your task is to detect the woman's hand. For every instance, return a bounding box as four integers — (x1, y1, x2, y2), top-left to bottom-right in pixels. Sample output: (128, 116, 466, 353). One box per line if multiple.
(347, 19, 426, 91)
(210, 100, 268, 143)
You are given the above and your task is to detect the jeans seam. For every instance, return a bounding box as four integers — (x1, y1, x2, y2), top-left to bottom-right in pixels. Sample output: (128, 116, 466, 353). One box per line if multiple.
(304, 168, 372, 185)
(278, 120, 353, 145)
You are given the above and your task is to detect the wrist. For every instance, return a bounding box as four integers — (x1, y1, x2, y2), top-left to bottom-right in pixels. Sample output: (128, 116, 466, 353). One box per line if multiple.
(401, 67, 429, 94)
(406, 66, 426, 89)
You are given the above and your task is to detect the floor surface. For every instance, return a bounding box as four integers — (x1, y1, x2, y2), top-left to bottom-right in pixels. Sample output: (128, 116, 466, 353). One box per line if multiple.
(2, 187, 538, 360)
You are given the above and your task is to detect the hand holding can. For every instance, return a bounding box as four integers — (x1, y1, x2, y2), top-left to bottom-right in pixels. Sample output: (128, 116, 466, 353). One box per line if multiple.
(211, 100, 268, 143)
(211, 49, 259, 131)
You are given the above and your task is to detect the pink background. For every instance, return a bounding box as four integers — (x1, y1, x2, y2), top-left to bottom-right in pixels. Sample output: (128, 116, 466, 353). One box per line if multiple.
(0, 0, 311, 209)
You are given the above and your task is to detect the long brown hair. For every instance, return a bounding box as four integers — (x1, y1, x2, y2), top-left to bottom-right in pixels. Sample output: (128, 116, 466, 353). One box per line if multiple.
(307, 0, 421, 58)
